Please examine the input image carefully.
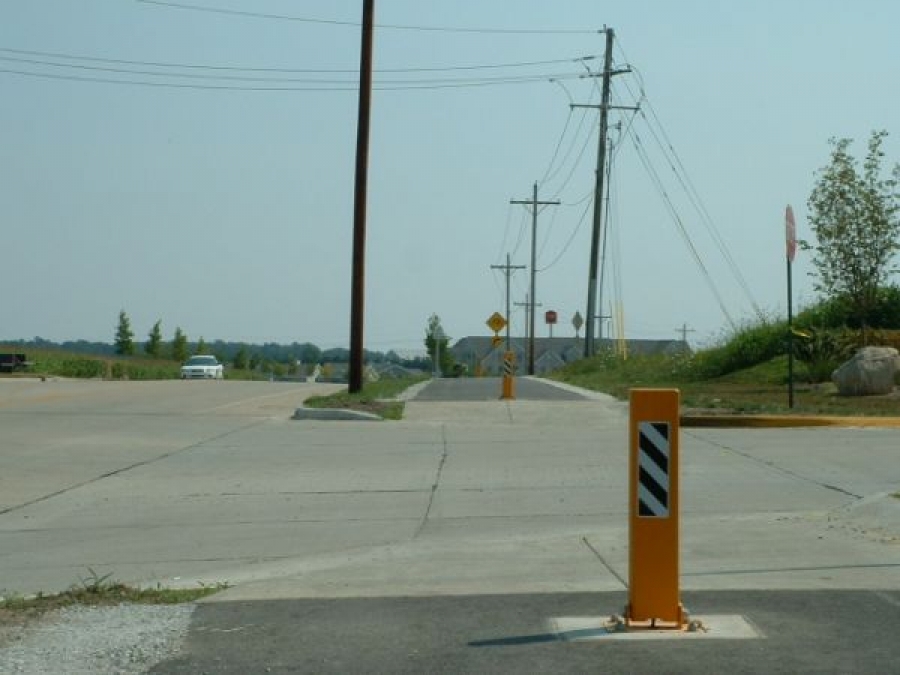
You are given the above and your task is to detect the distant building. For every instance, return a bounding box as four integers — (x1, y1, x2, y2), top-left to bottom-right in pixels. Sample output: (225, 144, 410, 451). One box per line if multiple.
(451, 336, 689, 376)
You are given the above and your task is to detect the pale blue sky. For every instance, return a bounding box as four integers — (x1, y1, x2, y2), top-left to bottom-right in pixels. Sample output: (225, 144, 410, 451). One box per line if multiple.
(2, 1, 898, 352)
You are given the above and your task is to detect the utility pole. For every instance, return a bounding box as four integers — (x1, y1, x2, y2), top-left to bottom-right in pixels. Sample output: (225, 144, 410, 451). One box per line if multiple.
(514, 294, 542, 350)
(675, 323, 696, 345)
(348, 0, 375, 393)
(511, 182, 559, 375)
(491, 254, 526, 351)
(574, 27, 635, 358)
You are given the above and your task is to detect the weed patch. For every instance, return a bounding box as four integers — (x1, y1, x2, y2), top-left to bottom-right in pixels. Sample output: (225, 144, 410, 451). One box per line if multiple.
(0, 569, 227, 619)
(303, 376, 426, 420)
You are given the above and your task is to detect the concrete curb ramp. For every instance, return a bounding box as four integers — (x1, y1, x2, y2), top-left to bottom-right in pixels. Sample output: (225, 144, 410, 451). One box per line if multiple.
(681, 414, 900, 428)
(292, 407, 382, 421)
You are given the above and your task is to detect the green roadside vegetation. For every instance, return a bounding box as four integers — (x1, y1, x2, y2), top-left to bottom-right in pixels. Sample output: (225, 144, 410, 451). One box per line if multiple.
(303, 376, 428, 420)
(0, 346, 304, 382)
(550, 317, 900, 416)
(0, 569, 226, 621)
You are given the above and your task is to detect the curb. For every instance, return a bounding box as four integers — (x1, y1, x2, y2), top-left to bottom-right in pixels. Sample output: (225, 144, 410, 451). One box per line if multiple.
(292, 407, 382, 422)
(681, 414, 900, 429)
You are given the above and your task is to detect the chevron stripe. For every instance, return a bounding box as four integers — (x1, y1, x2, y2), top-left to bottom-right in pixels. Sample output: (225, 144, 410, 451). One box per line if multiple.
(638, 421, 670, 517)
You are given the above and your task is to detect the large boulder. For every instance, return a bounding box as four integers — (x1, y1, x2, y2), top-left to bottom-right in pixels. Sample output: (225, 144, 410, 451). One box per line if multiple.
(831, 346, 900, 396)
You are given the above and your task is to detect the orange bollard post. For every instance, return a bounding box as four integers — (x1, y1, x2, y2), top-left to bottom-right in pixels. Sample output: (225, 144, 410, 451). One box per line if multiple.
(500, 351, 516, 400)
(626, 388, 685, 627)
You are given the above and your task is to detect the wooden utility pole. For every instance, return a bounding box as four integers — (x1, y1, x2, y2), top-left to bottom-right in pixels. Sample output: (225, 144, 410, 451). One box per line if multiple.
(348, 0, 374, 394)
(584, 27, 615, 358)
(675, 323, 695, 345)
(491, 254, 526, 350)
(511, 182, 559, 375)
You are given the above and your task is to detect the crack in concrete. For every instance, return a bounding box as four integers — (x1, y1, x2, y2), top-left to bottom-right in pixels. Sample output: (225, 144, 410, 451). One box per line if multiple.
(414, 424, 449, 539)
(0, 419, 269, 516)
(684, 429, 863, 500)
(581, 536, 628, 589)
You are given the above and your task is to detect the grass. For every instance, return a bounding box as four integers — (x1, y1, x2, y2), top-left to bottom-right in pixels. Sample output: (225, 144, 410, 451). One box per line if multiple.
(0, 345, 182, 380)
(0, 568, 227, 623)
(550, 351, 900, 416)
(303, 376, 427, 420)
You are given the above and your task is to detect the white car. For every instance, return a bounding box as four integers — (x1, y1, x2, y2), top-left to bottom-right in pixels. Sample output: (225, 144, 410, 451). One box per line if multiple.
(180, 355, 224, 380)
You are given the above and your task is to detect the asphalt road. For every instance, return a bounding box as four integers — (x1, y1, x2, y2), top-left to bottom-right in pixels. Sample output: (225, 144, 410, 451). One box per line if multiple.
(2, 377, 900, 673)
(411, 376, 588, 401)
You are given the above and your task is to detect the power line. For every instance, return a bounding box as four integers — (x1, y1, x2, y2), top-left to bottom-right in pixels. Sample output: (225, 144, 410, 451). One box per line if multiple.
(0, 66, 589, 92)
(626, 126, 737, 329)
(536, 194, 593, 272)
(614, 37, 764, 322)
(0, 54, 590, 86)
(0, 46, 598, 75)
(137, 0, 602, 34)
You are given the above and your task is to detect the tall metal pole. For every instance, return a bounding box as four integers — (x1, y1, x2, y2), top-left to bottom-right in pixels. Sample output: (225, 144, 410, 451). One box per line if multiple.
(491, 255, 525, 352)
(584, 27, 615, 358)
(348, 0, 374, 394)
(529, 182, 538, 375)
(511, 183, 558, 375)
(787, 255, 794, 409)
(505, 253, 512, 350)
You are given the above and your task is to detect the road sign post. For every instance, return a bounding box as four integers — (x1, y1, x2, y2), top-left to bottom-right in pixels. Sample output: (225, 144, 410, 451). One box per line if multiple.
(786, 205, 797, 409)
(626, 388, 685, 627)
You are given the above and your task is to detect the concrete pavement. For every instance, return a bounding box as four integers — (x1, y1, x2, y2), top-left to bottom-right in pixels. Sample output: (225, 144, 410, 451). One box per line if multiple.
(2, 377, 900, 672)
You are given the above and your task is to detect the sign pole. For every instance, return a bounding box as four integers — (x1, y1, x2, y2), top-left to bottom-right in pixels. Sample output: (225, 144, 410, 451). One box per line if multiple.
(786, 205, 797, 409)
(787, 256, 794, 408)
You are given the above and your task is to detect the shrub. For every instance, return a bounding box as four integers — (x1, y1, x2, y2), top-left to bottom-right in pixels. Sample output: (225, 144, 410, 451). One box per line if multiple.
(55, 358, 106, 379)
(791, 327, 855, 383)
(689, 319, 788, 379)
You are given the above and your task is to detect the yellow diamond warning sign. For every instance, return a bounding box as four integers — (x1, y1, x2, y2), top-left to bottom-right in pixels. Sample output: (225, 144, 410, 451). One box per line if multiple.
(486, 312, 507, 334)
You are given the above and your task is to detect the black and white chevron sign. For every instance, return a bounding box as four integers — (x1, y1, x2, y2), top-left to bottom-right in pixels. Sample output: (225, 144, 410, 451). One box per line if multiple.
(638, 421, 670, 517)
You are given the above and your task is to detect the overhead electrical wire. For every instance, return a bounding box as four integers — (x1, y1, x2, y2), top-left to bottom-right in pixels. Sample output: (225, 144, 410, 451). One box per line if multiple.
(136, 0, 601, 35)
(626, 126, 737, 329)
(614, 38, 764, 323)
(509, 208, 530, 259)
(494, 202, 516, 265)
(0, 46, 599, 75)
(621, 72, 764, 321)
(0, 65, 590, 91)
(536, 194, 593, 272)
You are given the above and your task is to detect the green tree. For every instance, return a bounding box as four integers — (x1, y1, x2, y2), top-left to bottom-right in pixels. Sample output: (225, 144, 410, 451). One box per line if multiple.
(805, 131, 900, 330)
(195, 336, 207, 355)
(114, 310, 135, 356)
(171, 327, 189, 363)
(145, 319, 163, 358)
(424, 313, 455, 376)
(233, 345, 249, 370)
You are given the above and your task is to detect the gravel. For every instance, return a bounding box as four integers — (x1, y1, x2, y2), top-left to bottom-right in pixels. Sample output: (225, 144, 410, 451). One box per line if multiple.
(0, 603, 194, 674)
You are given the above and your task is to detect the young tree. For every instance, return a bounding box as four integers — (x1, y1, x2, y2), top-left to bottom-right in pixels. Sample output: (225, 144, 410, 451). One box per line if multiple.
(805, 131, 900, 329)
(114, 310, 135, 355)
(195, 336, 207, 355)
(145, 320, 163, 358)
(171, 327, 189, 363)
(424, 314, 455, 376)
(233, 345, 249, 370)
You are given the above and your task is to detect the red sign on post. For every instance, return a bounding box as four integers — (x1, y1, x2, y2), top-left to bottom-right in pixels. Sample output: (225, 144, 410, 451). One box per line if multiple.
(545, 310, 558, 325)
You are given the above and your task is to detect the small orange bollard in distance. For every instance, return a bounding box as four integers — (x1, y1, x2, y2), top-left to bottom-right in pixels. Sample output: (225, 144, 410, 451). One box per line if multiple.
(627, 388, 684, 627)
(500, 351, 516, 400)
